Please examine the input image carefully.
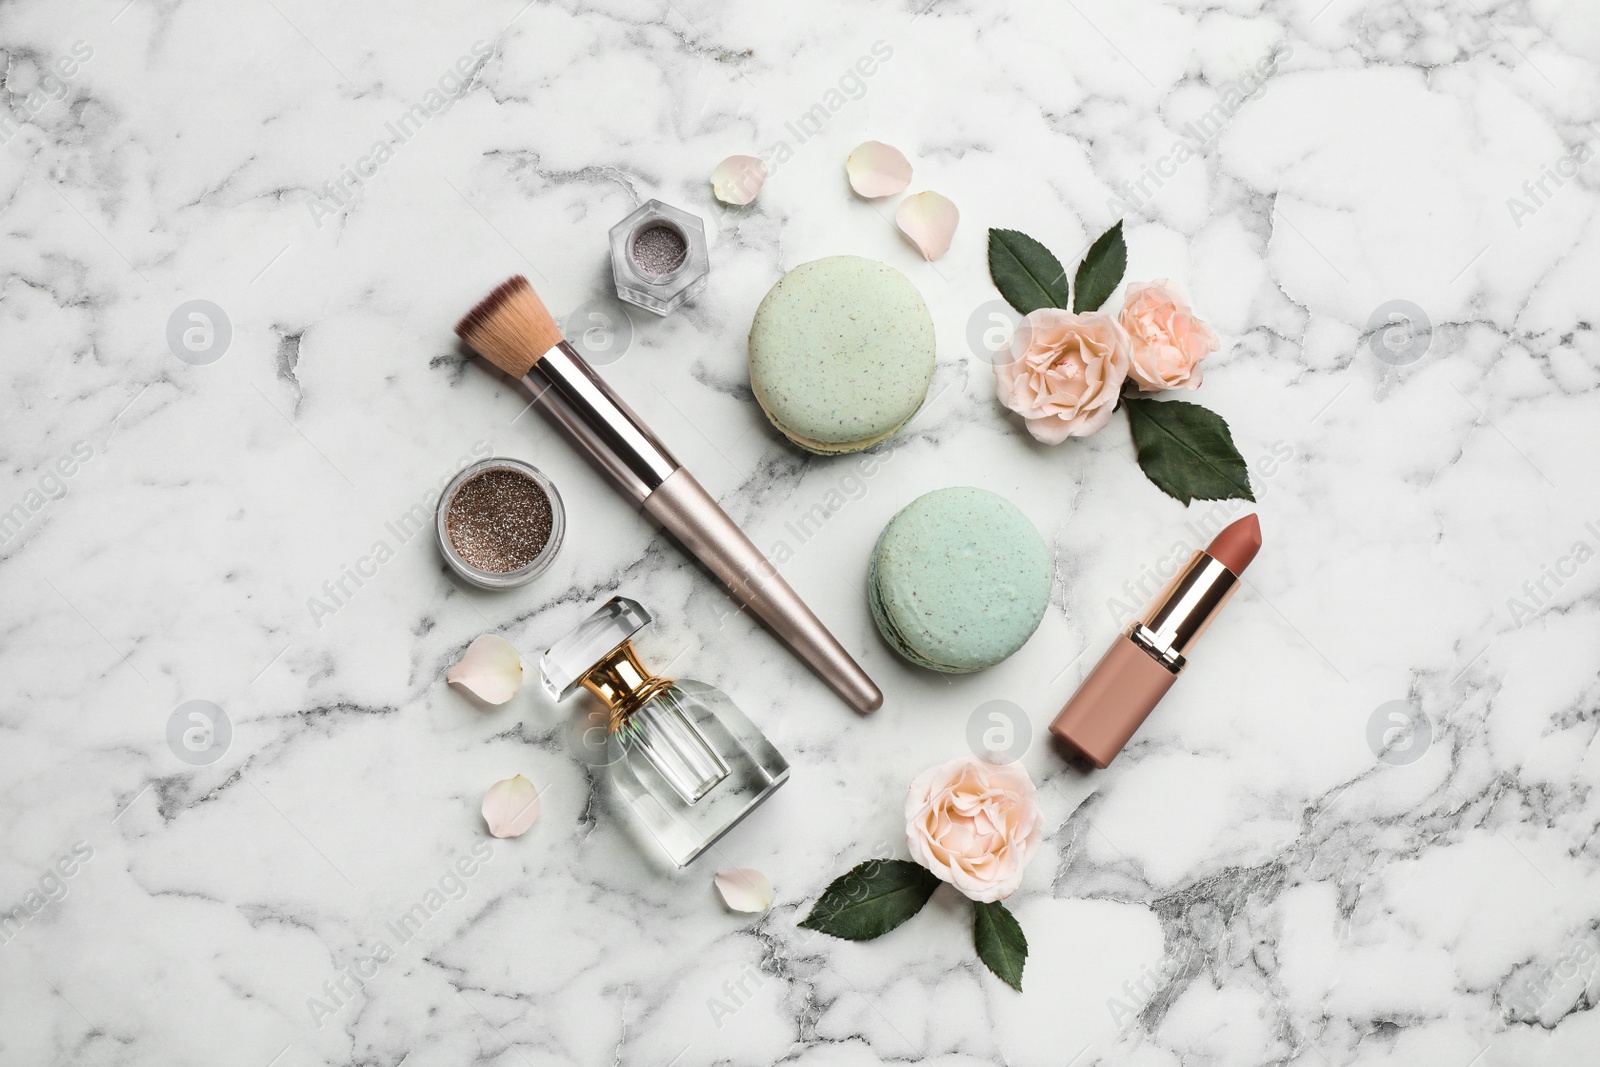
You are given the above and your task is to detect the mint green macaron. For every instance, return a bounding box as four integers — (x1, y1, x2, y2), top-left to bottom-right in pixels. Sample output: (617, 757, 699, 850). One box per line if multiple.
(868, 488, 1051, 673)
(748, 256, 935, 454)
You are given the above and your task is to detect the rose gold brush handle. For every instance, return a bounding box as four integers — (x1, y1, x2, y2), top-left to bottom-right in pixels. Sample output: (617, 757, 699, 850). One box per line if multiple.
(520, 344, 678, 503)
(644, 469, 882, 713)
(520, 345, 883, 714)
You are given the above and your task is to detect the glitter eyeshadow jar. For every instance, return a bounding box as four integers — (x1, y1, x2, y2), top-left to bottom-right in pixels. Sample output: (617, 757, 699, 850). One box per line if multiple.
(435, 458, 565, 589)
(608, 199, 709, 317)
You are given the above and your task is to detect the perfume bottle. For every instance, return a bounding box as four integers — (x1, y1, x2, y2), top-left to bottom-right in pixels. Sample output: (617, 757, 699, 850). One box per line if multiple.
(540, 596, 789, 867)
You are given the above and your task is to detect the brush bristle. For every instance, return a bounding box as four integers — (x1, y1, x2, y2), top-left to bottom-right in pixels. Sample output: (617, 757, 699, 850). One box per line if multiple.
(455, 276, 565, 378)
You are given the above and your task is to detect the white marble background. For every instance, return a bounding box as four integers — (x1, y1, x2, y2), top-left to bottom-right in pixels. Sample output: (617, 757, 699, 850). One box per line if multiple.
(2, 0, 1598, 1063)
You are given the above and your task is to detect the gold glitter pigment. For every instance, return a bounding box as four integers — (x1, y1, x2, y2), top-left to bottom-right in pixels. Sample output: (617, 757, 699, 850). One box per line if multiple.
(445, 469, 554, 573)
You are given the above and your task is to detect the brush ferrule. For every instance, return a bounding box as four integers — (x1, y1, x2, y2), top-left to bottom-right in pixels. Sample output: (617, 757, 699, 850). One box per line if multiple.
(520, 342, 679, 503)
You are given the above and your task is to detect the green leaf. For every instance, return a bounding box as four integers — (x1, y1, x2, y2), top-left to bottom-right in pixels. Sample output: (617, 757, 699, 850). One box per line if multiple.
(973, 900, 1028, 990)
(988, 228, 1070, 315)
(1124, 396, 1255, 505)
(1072, 221, 1127, 313)
(798, 860, 940, 941)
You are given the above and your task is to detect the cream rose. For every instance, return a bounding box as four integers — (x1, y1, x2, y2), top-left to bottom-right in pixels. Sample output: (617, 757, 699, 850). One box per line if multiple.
(994, 309, 1130, 443)
(905, 755, 1044, 902)
(1118, 280, 1219, 392)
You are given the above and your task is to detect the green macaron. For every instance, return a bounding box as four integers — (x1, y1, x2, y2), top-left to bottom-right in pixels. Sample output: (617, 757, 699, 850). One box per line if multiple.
(748, 256, 935, 454)
(868, 487, 1052, 673)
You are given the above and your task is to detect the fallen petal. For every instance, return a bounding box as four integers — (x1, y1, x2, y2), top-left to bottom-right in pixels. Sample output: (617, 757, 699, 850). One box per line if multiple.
(711, 154, 769, 205)
(447, 634, 523, 705)
(482, 774, 541, 838)
(896, 191, 959, 261)
(715, 869, 774, 912)
(846, 141, 912, 198)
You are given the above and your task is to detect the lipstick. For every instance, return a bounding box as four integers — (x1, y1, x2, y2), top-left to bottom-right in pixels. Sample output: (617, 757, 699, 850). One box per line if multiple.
(1049, 514, 1261, 767)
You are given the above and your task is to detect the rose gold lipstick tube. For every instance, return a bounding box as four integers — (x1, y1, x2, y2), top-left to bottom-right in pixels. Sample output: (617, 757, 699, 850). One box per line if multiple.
(1050, 516, 1257, 766)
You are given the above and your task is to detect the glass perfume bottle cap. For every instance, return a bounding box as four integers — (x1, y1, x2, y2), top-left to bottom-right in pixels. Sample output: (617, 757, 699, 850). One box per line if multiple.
(539, 596, 653, 700)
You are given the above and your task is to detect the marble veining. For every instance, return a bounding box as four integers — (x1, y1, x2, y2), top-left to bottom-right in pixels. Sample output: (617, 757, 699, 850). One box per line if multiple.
(1, 0, 1598, 1065)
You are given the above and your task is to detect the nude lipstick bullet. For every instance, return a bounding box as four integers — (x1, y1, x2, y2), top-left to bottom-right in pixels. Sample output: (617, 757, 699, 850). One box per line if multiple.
(1049, 513, 1261, 767)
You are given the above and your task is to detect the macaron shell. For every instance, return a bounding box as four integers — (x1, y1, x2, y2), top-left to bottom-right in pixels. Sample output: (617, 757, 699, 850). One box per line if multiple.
(867, 545, 948, 672)
(756, 406, 917, 456)
(748, 256, 935, 453)
(869, 487, 1052, 673)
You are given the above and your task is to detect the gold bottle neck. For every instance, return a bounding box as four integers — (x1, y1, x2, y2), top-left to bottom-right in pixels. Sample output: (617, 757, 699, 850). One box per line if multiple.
(579, 640, 675, 732)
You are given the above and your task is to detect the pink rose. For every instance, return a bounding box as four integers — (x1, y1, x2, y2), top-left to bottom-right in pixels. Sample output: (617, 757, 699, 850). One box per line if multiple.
(1118, 280, 1219, 392)
(995, 309, 1130, 443)
(905, 755, 1044, 902)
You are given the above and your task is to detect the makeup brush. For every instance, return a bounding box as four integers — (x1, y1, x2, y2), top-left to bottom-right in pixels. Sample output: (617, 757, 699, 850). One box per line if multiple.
(456, 276, 883, 713)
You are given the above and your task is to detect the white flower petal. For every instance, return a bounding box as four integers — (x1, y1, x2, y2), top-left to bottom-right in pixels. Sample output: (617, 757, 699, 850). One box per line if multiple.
(447, 634, 523, 705)
(714, 868, 773, 913)
(711, 154, 769, 205)
(905, 754, 1042, 902)
(482, 774, 541, 838)
(845, 141, 912, 198)
(895, 191, 959, 261)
